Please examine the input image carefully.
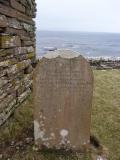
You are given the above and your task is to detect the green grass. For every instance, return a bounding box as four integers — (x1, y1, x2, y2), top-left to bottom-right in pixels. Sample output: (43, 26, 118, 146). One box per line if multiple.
(0, 69, 120, 160)
(92, 69, 120, 160)
(0, 95, 33, 143)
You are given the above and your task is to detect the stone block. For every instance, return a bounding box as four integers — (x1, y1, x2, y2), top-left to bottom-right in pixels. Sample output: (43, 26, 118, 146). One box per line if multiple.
(0, 93, 16, 113)
(0, 83, 13, 96)
(22, 40, 35, 46)
(8, 18, 22, 29)
(0, 99, 16, 126)
(0, 3, 33, 24)
(0, 48, 14, 57)
(0, 3, 17, 18)
(17, 88, 31, 103)
(24, 65, 33, 74)
(0, 34, 21, 49)
(17, 10, 34, 24)
(15, 47, 27, 55)
(0, 59, 17, 67)
(0, 84, 14, 102)
(0, 14, 8, 28)
(19, 0, 27, 6)
(0, 0, 10, 6)
(10, 0, 25, 13)
(15, 46, 34, 55)
(27, 52, 36, 59)
(4, 99, 16, 114)
(6, 59, 31, 75)
(5, 27, 29, 38)
(0, 69, 7, 78)
(0, 60, 12, 67)
(22, 23, 34, 32)
(14, 53, 34, 61)
(0, 28, 4, 32)
(0, 54, 15, 62)
(20, 36, 31, 41)
(0, 77, 8, 88)
(27, 46, 35, 53)
(16, 84, 25, 97)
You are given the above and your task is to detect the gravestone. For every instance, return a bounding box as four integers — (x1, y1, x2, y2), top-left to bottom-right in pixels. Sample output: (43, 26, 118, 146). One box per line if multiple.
(34, 49, 94, 151)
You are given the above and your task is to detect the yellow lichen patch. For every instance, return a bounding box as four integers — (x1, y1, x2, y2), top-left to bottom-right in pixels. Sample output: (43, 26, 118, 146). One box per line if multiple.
(0, 59, 17, 67)
(0, 35, 21, 48)
(16, 60, 31, 71)
(27, 52, 35, 59)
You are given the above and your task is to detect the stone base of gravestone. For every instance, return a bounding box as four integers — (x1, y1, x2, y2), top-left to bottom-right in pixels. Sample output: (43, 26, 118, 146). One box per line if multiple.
(34, 49, 94, 151)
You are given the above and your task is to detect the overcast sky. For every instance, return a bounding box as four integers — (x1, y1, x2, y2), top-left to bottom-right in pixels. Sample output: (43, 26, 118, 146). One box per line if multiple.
(36, 0, 120, 33)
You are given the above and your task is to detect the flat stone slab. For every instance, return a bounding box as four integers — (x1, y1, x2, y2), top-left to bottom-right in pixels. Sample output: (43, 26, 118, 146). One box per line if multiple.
(34, 49, 94, 151)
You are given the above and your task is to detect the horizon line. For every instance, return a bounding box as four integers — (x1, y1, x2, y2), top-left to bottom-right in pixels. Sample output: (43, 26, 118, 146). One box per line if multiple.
(36, 29, 120, 34)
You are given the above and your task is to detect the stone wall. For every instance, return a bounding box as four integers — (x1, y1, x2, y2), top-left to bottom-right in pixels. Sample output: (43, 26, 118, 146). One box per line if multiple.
(0, 0, 36, 125)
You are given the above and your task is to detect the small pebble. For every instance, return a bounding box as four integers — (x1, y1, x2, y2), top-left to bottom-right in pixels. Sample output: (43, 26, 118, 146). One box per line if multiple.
(32, 146, 39, 151)
(0, 154, 3, 159)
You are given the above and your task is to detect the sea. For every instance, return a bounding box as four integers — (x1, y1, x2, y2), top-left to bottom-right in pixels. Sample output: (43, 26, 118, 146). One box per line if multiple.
(36, 31, 120, 59)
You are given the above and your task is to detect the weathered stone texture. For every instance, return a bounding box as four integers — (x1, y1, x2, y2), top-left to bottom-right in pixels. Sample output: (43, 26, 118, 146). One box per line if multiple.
(0, 14, 8, 28)
(10, 0, 25, 13)
(7, 18, 22, 29)
(0, 34, 21, 48)
(0, 0, 36, 125)
(34, 50, 93, 150)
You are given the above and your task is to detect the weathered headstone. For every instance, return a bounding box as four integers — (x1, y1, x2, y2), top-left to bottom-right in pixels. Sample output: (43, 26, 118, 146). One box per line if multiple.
(34, 49, 94, 151)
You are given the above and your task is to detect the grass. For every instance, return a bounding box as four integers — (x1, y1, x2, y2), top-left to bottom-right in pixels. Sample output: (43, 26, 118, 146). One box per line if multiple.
(92, 69, 120, 160)
(0, 95, 33, 143)
(0, 69, 120, 160)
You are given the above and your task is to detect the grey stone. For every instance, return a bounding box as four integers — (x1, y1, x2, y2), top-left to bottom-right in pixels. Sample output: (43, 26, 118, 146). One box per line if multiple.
(10, 0, 25, 13)
(8, 18, 22, 29)
(34, 49, 94, 150)
(0, 34, 21, 49)
(0, 14, 8, 28)
(18, 88, 31, 103)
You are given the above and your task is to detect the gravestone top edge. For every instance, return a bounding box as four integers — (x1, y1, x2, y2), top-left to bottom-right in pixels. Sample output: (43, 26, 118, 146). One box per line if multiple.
(43, 49, 83, 59)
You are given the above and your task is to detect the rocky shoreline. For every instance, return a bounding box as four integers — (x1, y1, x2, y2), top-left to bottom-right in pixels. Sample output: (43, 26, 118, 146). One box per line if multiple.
(38, 48, 120, 70)
(38, 55, 120, 70)
(88, 58, 120, 70)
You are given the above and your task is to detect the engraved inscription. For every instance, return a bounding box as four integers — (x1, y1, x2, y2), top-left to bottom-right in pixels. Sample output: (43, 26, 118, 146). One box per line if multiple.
(34, 50, 93, 150)
(37, 63, 92, 88)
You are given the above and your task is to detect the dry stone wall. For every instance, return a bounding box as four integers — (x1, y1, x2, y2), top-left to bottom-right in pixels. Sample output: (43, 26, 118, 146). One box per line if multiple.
(0, 0, 36, 125)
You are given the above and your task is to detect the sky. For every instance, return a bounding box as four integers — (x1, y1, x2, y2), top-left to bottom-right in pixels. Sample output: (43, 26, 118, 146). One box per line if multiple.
(36, 0, 120, 33)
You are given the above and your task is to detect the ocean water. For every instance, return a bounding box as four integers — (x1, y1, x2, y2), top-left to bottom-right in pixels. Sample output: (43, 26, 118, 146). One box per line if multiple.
(36, 31, 120, 58)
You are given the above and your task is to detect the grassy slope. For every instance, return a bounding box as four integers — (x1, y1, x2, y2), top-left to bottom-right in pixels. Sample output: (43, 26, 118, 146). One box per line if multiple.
(0, 69, 120, 160)
(92, 70, 120, 160)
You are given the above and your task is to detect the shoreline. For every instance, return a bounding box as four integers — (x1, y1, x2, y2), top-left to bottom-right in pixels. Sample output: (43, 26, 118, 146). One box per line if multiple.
(37, 53, 120, 70)
(88, 58, 120, 70)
